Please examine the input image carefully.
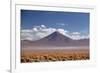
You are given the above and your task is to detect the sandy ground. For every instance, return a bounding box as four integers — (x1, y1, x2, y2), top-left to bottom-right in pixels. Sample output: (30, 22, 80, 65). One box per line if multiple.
(21, 46, 89, 63)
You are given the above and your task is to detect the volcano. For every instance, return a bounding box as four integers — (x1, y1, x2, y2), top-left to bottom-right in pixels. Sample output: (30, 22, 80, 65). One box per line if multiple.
(21, 31, 89, 47)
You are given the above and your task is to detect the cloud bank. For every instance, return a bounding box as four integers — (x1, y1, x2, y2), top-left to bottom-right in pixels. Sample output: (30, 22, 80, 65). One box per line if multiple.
(21, 25, 89, 41)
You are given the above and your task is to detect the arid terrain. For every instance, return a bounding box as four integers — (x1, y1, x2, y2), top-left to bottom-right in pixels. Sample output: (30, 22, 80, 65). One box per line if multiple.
(21, 47, 89, 63)
(21, 31, 89, 63)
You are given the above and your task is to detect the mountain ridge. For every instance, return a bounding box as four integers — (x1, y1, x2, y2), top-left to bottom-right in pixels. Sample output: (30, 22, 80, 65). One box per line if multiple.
(21, 31, 89, 47)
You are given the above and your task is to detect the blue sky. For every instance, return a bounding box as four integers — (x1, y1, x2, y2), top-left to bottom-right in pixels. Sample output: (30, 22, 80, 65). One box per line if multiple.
(21, 10, 89, 33)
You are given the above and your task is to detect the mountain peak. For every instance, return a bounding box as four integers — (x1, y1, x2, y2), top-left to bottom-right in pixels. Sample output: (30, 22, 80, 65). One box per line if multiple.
(22, 30, 89, 47)
(51, 31, 63, 36)
(38, 30, 72, 42)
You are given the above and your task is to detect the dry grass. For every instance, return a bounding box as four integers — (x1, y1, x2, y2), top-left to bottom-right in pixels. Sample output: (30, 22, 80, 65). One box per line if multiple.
(21, 49, 89, 63)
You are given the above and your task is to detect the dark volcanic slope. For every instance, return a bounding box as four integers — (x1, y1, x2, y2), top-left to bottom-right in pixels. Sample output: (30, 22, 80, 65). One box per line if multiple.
(21, 31, 89, 47)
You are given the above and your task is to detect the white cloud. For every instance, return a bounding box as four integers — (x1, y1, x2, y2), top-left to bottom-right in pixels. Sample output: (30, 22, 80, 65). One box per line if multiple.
(41, 25, 46, 28)
(33, 28, 38, 31)
(72, 32, 80, 35)
(60, 23, 65, 26)
(57, 28, 68, 35)
(56, 23, 68, 26)
(21, 25, 89, 41)
(21, 25, 56, 41)
(70, 35, 83, 40)
(68, 32, 89, 40)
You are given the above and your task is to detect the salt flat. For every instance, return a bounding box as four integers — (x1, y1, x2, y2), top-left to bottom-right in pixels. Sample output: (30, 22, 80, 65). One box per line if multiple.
(22, 46, 89, 51)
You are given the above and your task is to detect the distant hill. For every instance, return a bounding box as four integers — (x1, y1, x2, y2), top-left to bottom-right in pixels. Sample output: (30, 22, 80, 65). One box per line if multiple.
(21, 31, 89, 47)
